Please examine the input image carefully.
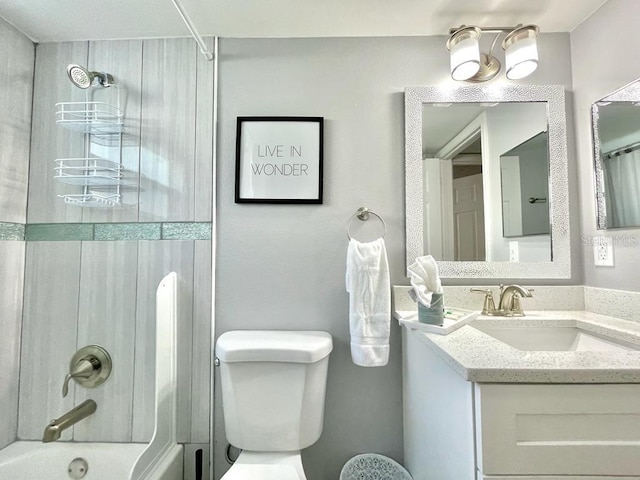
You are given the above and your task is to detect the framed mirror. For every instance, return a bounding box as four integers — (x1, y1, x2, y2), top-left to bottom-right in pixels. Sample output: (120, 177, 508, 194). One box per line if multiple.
(592, 77, 640, 230)
(405, 85, 570, 278)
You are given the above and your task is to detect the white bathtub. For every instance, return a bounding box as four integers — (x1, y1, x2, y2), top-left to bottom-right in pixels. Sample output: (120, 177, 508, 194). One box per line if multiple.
(0, 441, 182, 479)
(0, 272, 185, 480)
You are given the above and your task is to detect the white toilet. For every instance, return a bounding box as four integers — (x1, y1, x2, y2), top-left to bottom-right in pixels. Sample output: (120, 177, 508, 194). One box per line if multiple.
(216, 330, 333, 480)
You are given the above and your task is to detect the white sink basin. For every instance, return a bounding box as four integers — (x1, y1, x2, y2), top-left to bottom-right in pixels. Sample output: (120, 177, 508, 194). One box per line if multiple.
(471, 323, 638, 352)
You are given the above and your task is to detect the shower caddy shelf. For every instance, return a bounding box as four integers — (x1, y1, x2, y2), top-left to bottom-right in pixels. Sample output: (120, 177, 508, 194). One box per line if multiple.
(55, 101, 124, 135)
(54, 95, 126, 207)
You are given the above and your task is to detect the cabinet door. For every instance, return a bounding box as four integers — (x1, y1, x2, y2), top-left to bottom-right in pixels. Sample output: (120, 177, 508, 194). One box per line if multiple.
(475, 384, 640, 476)
(403, 328, 476, 480)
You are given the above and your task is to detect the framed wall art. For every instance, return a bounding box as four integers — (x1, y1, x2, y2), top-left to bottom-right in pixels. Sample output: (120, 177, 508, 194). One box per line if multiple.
(235, 116, 324, 204)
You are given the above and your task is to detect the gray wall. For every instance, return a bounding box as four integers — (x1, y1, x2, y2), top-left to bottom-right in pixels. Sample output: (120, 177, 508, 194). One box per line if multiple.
(215, 34, 575, 479)
(17, 38, 214, 446)
(0, 16, 33, 450)
(571, 0, 640, 292)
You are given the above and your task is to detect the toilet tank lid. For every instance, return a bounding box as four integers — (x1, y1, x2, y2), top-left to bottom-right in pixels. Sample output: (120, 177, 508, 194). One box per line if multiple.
(216, 330, 333, 363)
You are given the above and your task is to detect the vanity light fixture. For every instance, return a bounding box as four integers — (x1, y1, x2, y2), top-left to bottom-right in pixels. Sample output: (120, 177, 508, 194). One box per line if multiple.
(447, 24, 540, 82)
(445, 26, 482, 81)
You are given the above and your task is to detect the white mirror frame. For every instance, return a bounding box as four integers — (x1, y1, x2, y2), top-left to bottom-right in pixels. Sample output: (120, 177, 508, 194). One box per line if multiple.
(405, 85, 571, 278)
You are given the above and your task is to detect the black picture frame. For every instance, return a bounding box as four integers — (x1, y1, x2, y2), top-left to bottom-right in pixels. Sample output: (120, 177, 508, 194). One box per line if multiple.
(235, 116, 324, 204)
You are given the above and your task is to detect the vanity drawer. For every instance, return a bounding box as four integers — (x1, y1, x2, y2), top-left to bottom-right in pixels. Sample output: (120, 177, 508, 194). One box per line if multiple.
(475, 384, 640, 476)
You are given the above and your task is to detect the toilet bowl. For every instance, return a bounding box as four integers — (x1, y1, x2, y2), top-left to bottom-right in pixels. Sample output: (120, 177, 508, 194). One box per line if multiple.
(216, 330, 333, 480)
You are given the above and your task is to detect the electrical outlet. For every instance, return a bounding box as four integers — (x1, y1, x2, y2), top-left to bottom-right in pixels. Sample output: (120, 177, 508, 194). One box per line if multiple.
(509, 241, 519, 262)
(593, 236, 614, 267)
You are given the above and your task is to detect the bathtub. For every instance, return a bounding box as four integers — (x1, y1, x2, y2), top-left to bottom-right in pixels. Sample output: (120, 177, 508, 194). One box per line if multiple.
(0, 272, 183, 480)
(0, 441, 182, 479)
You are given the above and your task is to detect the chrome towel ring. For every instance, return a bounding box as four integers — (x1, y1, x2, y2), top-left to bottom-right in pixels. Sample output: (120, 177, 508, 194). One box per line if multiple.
(347, 207, 386, 240)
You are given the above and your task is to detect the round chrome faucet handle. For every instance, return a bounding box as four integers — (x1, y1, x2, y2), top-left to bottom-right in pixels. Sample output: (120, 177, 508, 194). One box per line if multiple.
(62, 346, 112, 398)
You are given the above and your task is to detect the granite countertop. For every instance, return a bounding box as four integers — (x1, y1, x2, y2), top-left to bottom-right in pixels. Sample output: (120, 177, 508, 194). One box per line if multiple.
(394, 308, 640, 383)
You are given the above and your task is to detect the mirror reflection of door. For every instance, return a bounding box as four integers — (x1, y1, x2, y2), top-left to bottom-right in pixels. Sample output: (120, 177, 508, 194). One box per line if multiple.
(500, 131, 550, 238)
(422, 102, 551, 263)
(500, 155, 522, 237)
(453, 172, 485, 260)
(451, 139, 485, 260)
(423, 112, 486, 261)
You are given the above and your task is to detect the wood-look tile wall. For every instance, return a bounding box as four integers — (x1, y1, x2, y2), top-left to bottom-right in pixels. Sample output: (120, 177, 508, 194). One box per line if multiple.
(0, 18, 33, 450)
(0, 19, 34, 225)
(18, 240, 212, 444)
(0, 242, 26, 449)
(27, 38, 214, 224)
(19, 37, 214, 444)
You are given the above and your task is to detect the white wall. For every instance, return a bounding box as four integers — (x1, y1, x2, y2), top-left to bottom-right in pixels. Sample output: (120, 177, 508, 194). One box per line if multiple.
(215, 33, 575, 480)
(0, 16, 33, 450)
(571, 0, 640, 291)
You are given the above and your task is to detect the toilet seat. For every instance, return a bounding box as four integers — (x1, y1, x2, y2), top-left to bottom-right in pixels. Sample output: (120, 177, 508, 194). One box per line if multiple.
(220, 451, 306, 480)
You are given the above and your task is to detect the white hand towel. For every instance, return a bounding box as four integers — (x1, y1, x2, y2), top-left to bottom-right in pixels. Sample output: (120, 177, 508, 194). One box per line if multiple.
(408, 255, 443, 306)
(346, 237, 390, 367)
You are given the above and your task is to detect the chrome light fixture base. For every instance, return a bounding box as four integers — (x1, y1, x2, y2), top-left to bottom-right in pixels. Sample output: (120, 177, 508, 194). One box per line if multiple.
(465, 54, 501, 83)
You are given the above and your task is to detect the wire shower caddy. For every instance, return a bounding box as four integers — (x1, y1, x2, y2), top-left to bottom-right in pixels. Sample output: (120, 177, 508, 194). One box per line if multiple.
(54, 85, 125, 207)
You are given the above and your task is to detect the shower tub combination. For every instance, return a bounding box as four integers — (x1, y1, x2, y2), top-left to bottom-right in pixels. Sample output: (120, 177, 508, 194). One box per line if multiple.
(0, 273, 183, 480)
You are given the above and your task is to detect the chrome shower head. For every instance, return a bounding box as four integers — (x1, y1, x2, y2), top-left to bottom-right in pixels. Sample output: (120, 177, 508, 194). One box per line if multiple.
(66, 64, 115, 89)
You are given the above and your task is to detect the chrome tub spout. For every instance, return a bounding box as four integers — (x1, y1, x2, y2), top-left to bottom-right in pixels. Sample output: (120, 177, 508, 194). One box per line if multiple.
(42, 399, 97, 443)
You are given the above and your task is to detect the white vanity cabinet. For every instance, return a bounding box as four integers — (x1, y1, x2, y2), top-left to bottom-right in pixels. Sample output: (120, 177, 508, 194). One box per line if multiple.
(402, 328, 640, 480)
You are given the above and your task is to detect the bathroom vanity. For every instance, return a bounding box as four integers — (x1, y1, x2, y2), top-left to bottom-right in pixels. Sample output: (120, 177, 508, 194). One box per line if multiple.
(397, 302, 640, 479)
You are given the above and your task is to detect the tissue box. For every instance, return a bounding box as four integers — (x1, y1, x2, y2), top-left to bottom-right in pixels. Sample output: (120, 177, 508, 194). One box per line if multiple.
(418, 294, 444, 326)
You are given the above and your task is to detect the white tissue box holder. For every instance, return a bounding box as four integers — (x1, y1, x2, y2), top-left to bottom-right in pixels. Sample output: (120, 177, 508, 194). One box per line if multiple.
(395, 306, 478, 335)
(392, 286, 478, 335)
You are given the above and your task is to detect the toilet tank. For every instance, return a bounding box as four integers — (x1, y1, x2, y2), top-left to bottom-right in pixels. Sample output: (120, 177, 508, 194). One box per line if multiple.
(216, 330, 333, 451)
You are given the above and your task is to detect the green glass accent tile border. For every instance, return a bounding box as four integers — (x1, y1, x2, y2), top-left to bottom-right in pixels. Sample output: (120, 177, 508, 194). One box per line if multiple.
(26, 223, 94, 241)
(95, 223, 162, 241)
(0, 222, 25, 241)
(20, 222, 212, 241)
(162, 222, 212, 240)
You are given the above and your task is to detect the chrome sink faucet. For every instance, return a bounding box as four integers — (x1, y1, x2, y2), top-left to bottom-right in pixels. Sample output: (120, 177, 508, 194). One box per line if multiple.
(498, 284, 534, 316)
(471, 284, 533, 316)
(42, 399, 97, 443)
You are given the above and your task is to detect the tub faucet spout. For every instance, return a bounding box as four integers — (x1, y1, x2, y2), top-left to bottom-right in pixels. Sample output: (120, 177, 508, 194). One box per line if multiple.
(42, 399, 97, 443)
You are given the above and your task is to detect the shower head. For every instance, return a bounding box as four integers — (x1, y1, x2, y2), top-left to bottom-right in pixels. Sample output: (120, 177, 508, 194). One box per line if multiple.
(66, 64, 115, 89)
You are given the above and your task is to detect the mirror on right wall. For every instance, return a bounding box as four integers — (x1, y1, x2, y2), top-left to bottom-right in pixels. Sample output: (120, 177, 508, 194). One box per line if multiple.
(592, 77, 640, 230)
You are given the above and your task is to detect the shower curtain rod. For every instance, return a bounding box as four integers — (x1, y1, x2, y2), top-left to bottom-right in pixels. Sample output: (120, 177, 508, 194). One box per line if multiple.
(603, 140, 640, 159)
(171, 0, 214, 61)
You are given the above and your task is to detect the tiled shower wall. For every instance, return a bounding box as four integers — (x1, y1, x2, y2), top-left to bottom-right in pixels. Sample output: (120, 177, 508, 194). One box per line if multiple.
(17, 37, 214, 444)
(27, 38, 214, 223)
(0, 17, 34, 449)
(18, 239, 212, 443)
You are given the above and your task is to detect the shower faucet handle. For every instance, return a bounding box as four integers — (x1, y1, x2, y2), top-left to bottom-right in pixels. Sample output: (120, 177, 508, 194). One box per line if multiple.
(62, 357, 99, 398)
(61, 345, 112, 398)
